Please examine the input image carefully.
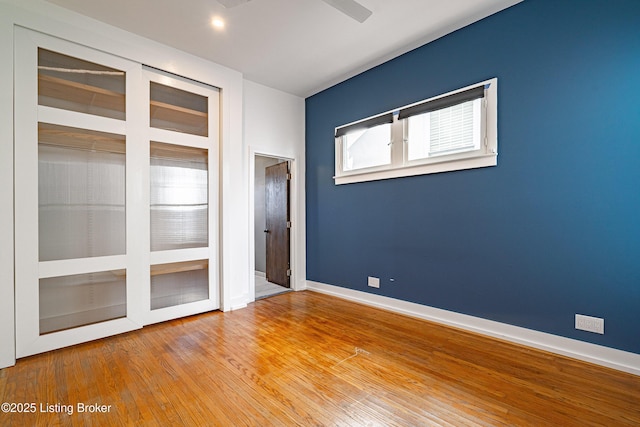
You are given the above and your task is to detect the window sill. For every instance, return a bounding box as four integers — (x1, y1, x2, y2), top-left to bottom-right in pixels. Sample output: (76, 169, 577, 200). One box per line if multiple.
(334, 153, 497, 185)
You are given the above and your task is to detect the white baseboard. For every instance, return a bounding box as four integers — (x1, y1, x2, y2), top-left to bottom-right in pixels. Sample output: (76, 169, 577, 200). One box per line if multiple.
(306, 280, 640, 376)
(255, 271, 266, 278)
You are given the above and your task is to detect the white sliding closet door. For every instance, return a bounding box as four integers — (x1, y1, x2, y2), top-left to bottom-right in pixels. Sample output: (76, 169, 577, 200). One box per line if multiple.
(15, 29, 145, 357)
(144, 69, 220, 325)
(14, 29, 220, 357)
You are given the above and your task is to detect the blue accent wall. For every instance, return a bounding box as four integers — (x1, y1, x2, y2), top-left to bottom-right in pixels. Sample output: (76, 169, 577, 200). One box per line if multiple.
(305, 0, 640, 354)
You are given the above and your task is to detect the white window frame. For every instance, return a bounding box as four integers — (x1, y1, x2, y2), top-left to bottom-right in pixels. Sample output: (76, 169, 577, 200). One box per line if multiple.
(334, 78, 498, 185)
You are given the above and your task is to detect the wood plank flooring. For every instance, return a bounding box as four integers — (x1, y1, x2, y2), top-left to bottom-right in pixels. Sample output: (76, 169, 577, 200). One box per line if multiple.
(1, 291, 639, 426)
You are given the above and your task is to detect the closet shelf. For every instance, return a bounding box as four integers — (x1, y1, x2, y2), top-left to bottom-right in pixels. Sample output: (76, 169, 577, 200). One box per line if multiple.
(150, 100, 206, 117)
(38, 122, 126, 154)
(38, 73, 125, 115)
(150, 260, 208, 277)
(150, 141, 208, 161)
(150, 100, 208, 136)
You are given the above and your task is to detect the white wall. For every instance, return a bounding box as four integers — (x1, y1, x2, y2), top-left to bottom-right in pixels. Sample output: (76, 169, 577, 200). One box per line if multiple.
(0, 0, 247, 367)
(244, 80, 306, 296)
(0, 7, 15, 369)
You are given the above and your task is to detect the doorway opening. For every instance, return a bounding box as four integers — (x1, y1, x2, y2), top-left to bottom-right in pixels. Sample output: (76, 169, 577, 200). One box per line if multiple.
(254, 155, 292, 300)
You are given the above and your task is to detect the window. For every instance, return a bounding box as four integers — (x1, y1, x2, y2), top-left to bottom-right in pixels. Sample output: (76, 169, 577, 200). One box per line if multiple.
(334, 78, 497, 185)
(343, 122, 392, 171)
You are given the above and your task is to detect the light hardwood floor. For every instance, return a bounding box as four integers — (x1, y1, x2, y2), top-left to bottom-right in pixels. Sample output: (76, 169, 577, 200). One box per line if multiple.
(1, 291, 639, 426)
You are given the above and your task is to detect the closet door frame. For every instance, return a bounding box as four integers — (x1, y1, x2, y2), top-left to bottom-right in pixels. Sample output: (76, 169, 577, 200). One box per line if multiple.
(14, 28, 145, 357)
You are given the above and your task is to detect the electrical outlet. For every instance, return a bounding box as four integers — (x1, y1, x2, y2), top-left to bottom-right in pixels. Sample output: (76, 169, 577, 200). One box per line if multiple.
(367, 276, 380, 288)
(575, 314, 604, 334)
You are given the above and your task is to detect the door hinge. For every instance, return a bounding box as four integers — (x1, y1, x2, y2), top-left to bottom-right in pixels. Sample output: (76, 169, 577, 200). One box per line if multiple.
(286, 173, 292, 180)
(286, 269, 291, 277)
(286, 221, 291, 228)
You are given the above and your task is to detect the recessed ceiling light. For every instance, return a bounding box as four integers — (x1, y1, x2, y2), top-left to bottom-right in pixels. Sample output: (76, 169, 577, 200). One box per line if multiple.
(211, 17, 225, 29)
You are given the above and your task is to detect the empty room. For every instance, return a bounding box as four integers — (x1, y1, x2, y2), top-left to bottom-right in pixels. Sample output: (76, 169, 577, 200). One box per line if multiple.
(0, 0, 639, 425)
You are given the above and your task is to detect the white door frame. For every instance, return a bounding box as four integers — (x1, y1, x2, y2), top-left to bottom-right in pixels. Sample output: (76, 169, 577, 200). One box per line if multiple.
(249, 147, 299, 302)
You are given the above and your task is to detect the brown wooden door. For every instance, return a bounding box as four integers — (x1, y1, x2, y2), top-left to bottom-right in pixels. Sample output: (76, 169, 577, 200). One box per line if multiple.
(265, 162, 290, 287)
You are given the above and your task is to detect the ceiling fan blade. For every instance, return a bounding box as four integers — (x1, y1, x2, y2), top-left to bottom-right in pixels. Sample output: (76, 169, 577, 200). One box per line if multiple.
(216, 0, 252, 8)
(320, 0, 372, 23)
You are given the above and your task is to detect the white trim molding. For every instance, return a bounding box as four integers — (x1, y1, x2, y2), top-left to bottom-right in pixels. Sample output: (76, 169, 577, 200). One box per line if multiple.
(306, 280, 640, 376)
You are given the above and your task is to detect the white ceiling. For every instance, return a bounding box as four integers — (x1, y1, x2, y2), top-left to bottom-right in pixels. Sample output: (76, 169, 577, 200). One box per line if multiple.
(45, 0, 521, 97)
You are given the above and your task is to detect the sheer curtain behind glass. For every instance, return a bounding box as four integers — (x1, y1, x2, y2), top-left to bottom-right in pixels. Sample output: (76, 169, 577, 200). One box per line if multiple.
(150, 143, 208, 251)
(38, 124, 126, 261)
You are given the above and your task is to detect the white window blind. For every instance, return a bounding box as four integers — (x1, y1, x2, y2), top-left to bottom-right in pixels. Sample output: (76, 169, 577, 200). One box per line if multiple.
(407, 98, 481, 161)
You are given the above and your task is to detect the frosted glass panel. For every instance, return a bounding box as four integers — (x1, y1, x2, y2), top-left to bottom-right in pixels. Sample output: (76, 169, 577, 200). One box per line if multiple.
(38, 48, 125, 120)
(150, 142, 208, 251)
(150, 82, 208, 136)
(150, 261, 209, 310)
(39, 123, 126, 261)
(39, 270, 126, 334)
